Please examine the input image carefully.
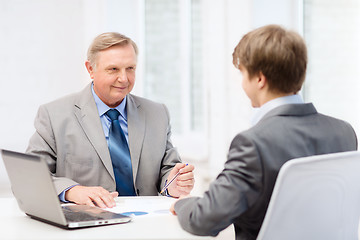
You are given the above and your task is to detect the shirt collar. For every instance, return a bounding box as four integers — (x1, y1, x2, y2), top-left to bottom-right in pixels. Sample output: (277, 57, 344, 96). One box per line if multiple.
(251, 94, 304, 126)
(91, 83, 127, 120)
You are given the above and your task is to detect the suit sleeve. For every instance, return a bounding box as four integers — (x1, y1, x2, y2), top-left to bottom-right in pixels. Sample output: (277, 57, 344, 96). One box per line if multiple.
(174, 133, 263, 236)
(158, 104, 182, 190)
(26, 105, 78, 194)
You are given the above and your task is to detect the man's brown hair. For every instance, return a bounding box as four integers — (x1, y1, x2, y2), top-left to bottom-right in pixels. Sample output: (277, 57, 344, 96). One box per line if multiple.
(233, 25, 307, 94)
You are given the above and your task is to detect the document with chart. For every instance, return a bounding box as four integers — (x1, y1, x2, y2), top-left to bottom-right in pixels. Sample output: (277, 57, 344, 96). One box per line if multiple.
(106, 196, 177, 217)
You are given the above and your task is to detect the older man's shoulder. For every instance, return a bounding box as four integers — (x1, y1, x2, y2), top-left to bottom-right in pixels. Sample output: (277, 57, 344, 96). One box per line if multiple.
(128, 94, 165, 108)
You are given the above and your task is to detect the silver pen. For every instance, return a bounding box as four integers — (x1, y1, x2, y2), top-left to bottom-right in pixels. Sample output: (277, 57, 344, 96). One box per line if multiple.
(160, 164, 188, 194)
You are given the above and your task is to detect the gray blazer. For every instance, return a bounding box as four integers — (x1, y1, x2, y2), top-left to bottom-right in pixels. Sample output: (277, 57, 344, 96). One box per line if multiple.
(26, 83, 181, 196)
(174, 103, 358, 240)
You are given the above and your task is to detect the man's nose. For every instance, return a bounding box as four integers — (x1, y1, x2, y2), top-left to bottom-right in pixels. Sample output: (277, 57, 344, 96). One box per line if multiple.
(117, 70, 127, 82)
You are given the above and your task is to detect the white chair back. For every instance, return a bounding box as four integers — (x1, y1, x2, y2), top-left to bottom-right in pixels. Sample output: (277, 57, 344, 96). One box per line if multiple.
(257, 151, 360, 240)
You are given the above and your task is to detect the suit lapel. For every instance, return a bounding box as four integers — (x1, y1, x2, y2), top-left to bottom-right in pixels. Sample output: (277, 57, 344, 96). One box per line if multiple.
(127, 94, 145, 181)
(73, 83, 115, 181)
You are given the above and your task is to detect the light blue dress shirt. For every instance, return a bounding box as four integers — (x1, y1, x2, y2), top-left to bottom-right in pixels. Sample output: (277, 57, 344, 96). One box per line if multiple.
(91, 84, 129, 143)
(59, 83, 129, 202)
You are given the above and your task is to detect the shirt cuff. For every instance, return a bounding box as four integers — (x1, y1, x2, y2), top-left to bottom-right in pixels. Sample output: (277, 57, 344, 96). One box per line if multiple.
(58, 184, 79, 202)
(163, 180, 174, 198)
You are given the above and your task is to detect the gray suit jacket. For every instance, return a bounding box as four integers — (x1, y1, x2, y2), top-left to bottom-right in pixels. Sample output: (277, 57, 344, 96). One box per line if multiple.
(174, 103, 357, 240)
(26, 83, 181, 196)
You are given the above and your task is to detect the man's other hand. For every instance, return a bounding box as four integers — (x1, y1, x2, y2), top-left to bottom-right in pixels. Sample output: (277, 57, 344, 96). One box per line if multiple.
(65, 185, 118, 208)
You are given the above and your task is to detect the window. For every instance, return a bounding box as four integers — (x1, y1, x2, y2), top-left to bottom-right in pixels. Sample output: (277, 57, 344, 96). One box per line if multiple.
(144, 0, 205, 135)
(143, 0, 207, 159)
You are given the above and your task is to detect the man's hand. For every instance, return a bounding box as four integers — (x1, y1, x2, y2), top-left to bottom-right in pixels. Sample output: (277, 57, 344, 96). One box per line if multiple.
(167, 163, 195, 198)
(65, 185, 118, 208)
(170, 194, 191, 215)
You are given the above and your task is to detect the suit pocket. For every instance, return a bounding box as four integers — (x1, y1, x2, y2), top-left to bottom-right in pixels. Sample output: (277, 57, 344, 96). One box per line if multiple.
(64, 153, 94, 168)
(63, 153, 98, 184)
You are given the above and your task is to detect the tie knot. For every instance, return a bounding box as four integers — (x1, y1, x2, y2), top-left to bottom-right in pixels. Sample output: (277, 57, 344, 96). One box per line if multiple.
(106, 109, 120, 121)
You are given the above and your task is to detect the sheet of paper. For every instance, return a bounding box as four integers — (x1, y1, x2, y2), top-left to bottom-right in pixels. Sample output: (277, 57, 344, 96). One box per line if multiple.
(105, 196, 177, 217)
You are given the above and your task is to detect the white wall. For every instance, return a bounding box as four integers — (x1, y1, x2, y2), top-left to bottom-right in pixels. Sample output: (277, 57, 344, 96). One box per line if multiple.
(0, 0, 86, 194)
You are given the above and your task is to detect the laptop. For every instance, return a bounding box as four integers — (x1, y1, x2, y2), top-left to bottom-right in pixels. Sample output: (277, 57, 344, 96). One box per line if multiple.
(1, 149, 131, 229)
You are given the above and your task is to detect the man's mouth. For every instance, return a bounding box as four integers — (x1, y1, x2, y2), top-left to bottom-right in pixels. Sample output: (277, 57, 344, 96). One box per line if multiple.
(113, 86, 127, 90)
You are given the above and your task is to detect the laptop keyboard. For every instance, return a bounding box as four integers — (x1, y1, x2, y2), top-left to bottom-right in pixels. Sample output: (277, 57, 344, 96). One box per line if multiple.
(62, 207, 104, 222)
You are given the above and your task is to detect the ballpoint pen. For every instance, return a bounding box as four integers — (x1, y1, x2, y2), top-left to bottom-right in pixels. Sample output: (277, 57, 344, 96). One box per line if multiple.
(160, 164, 188, 194)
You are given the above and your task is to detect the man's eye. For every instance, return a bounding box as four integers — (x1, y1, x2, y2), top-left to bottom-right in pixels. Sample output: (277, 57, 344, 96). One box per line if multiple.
(127, 67, 135, 71)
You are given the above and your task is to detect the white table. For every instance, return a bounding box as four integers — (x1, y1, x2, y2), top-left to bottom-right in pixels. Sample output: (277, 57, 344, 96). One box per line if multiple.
(0, 196, 212, 240)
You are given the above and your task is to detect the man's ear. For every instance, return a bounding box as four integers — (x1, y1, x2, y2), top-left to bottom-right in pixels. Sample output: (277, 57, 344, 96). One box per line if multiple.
(257, 71, 267, 89)
(85, 61, 94, 79)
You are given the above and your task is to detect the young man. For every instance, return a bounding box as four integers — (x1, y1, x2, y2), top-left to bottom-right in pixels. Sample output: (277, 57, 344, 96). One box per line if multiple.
(170, 25, 357, 240)
(26, 32, 194, 208)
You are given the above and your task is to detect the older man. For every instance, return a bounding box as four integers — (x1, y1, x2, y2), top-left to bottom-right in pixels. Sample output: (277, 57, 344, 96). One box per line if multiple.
(27, 32, 194, 208)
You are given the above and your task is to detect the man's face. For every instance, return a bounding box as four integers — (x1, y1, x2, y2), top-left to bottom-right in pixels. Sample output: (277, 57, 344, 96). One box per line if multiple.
(86, 44, 137, 108)
(239, 66, 260, 108)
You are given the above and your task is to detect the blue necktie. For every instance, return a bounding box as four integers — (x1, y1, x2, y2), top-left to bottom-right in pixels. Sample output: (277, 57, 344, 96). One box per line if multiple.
(106, 109, 136, 196)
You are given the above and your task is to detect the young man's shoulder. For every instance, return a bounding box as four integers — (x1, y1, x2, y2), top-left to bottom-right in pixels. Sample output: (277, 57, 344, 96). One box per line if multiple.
(236, 104, 356, 144)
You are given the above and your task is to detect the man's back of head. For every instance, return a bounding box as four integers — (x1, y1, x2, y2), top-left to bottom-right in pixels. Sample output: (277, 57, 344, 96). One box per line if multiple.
(232, 24, 308, 95)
